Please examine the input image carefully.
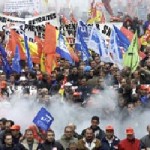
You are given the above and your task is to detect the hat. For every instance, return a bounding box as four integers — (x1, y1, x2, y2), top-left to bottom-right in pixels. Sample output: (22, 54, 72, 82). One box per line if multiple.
(126, 127, 134, 135)
(140, 85, 148, 90)
(10, 125, 20, 130)
(64, 82, 72, 86)
(19, 76, 27, 81)
(106, 125, 114, 131)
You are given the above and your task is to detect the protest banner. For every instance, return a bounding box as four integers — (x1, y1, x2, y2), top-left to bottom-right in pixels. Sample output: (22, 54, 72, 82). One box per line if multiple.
(33, 107, 54, 131)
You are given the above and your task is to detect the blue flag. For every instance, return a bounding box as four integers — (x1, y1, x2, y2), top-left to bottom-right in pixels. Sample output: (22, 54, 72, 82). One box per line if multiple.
(33, 107, 54, 131)
(0, 45, 12, 74)
(24, 35, 33, 70)
(56, 33, 73, 63)
(75, 21, 91, 60)
(12, 45, 21, 73)
(113, 25, 130, 51)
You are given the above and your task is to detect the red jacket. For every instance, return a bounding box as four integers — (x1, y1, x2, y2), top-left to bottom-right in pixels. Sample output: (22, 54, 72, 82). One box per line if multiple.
(118, 138, 140, 150)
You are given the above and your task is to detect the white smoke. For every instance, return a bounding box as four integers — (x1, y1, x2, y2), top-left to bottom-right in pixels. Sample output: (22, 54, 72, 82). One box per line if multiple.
(0, 87, 149, 140)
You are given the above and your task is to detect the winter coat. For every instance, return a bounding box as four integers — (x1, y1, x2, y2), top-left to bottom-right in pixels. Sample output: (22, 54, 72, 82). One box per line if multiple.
(21, 139, 39, 150)
(78, 138, 101, 150)
(59, 135, 78, 150)
(0, 143, 27, 150)
(101, 136, 120, 150)
(37, 140, 64, 150)
(118, 138, 140, 150)
(140, 134, 150, 149)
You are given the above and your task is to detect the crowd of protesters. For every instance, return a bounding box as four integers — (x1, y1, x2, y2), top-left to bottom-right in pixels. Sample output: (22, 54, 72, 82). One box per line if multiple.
(0, 9, 149, 150)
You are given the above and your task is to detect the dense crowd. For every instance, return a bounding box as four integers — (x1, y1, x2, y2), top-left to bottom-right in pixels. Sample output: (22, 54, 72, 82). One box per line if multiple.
(0, 9, 150, 150)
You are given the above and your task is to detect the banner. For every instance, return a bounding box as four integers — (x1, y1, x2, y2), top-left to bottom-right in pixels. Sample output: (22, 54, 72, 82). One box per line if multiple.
(33, 107, 54, 131)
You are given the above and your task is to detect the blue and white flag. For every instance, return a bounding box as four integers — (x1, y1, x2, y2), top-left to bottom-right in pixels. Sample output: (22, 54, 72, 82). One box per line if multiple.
(108, 27, 123, 69)
(75, 21, 91, 60)
(56, 33, 73, 63)
(33, 107, 54, 131)
(12, 45, 21, 73)
(88, 24, 113, 63)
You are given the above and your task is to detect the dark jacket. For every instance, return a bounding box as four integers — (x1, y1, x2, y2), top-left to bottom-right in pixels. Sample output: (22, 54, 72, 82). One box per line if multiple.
(140, 134, 150, 149)
(37, 140, 64, 150)
(0, 143, 26, 150)
(101, 136, 120, 150)
(81, 126, 105, 140)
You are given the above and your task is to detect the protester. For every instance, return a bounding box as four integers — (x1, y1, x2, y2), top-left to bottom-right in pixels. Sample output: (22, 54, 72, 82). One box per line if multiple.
(78, 128, 101, 150)
(101, 125, 120, 150)
(81, 116, 105, 140)
(21, 129, 39, 150)
(141, 125, 150, 149)
(37, 129, 64, 150)
(118, 128, 141, 150)
(59, 126, 78, 150)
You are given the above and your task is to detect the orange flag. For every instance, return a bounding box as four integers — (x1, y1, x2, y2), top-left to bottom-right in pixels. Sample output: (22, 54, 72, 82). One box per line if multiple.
(43, 24, 56, 54)
(7, 30, 26, 60)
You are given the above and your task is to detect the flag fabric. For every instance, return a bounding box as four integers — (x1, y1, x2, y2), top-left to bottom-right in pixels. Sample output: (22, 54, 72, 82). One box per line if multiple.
(43, 24, 57, 54)
(24, 35, 33, 70)
(7, 30, 26, 60)
(113, 25, 130, 51)
(12, 46, 21, 73)
(88, 24, 112, 63)
(33, 107, 54, 131)
(40, 53, 46, 73)
(0, 45, 12, 74)
(56, 33, 73, 63)
(123, 32, 140, 72)
(108, 27, 123, 69)
(75, 21, 91, 60)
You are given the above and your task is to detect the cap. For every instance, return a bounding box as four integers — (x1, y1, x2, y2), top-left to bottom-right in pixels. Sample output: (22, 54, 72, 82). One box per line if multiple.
(10, 125, 20, 130)
(20, 76, 27, 81)
(64, 82, 72, 86)
(84, 66, 91, 72)
(126, 127, 134, 135)
(140, 85, 148, 90)
(106, 125, 114, 131)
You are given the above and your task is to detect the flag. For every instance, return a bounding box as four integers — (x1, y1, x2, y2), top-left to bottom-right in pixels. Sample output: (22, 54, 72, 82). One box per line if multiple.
(12, 46, 21, 73)
(75, 21, 91, 60)
(88, 24, 112, 63)
(33, 107, 54, 131)
(108, 27, 123, 69)
(123, 32, 140, 72)
(56, 33, 73, 63)
(40, 53, 46, 73)
(0, 45, 12, 74)
(24, 35, 33, 70)
(113, 25, 130, 51)
(43, 24, 56, 54)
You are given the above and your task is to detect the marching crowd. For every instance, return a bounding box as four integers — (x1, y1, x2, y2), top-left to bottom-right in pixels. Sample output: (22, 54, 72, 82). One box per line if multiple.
(0, 9, 150, 150)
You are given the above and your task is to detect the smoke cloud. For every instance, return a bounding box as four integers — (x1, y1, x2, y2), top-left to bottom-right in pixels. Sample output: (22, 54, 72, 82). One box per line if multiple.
(0, 87, 149, 140)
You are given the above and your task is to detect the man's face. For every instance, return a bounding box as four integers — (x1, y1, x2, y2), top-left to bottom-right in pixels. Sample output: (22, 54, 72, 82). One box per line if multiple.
(11, 130, 19, 137)
(91, 120, 99, 129)
(5, 135, 13, 146)
(127, 134, 134, 140)
(85, 129, 94, 141)
(147, 125, 150, 135)
(26, 130, 34, 142)
(64, 127, 73, 139)
(47, 132, 55, 142)
(127, 104, 134, 112)
(106, 130, 114, 140)
(5, 121, 11, 130)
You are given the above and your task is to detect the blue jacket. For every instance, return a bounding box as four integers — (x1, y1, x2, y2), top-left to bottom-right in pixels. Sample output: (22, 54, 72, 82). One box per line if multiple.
(101, 136, 120, 150)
